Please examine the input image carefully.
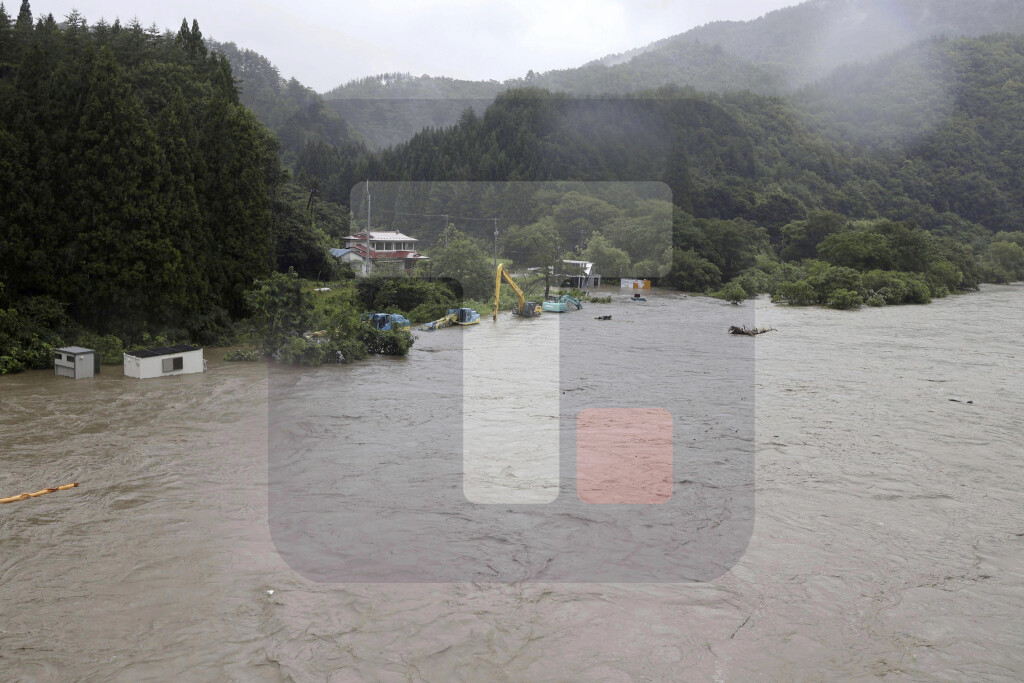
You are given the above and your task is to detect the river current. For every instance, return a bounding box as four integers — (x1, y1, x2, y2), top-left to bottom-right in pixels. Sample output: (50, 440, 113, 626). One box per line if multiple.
(1, 285, 1022, 680)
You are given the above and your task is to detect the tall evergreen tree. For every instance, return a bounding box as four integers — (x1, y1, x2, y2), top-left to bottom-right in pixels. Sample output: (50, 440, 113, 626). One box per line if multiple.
(14, 0, 29, 30)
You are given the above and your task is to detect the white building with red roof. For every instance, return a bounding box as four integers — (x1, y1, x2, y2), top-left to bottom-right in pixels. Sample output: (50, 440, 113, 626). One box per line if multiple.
(337, 230, 429, 274)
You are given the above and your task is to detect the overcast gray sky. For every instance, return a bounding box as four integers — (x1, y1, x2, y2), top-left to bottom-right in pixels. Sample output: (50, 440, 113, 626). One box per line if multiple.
(27, 0, 797, 92)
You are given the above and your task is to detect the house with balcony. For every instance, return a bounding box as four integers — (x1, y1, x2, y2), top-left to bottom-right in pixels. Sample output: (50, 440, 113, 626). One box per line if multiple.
(336, 230, 429, 274)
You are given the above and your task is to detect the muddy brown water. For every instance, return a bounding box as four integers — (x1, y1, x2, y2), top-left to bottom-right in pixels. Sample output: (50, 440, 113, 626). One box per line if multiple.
(1, 285, 1022, 680)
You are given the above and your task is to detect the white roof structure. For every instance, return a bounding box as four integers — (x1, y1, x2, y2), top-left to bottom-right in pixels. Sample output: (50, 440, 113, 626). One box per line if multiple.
(562, 260, 594, 276)
(342, 230, 418, 242)
(56, 346, 96, 355)
(527, 261, 595, 277)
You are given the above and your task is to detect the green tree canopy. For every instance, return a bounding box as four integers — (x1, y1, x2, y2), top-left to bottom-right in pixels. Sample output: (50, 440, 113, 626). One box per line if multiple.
(428, 225, 493, 298)
(583, 233, 631, 279)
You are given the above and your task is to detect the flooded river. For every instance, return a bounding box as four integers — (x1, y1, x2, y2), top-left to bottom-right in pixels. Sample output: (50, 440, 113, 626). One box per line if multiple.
(2, 285, 1022, 680)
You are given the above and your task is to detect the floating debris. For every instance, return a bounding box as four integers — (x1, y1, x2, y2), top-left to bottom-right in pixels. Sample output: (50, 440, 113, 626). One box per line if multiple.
(1, 482, 79, 505)
(595, 315, 613, 321)
(729, 325, 776, 336)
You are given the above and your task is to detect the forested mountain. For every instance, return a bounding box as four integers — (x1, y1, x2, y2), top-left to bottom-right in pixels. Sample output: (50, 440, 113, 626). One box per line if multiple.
(670, 0, 1024, 87)
(295, 32, 1024, 290)
(524, 41, 785, 96)
(319, 73, 496, 149)
(0, 4, 340, 371)
(301, 44, 1024, 241)
(324, 72, 501, 101)
(322, 43, 785, 148)
(795, 34, 1024, 233)
(797, 34, 1024, 149)
(319, 0, 1024, 148)
(217, 0, 1024, 153)
(207, 39, 361, 165)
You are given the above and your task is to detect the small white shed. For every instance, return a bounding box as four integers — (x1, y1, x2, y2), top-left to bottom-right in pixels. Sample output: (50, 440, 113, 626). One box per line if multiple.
(123, 345, 205, 379)
(54, 346, 98, 379)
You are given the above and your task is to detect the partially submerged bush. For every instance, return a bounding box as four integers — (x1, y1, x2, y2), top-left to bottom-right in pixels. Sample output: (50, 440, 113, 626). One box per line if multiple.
(409, 301, 452, 324)
(0, 289, 67, 374)
(276, 337, 335, 366)
(775, 280, 818, 306)
(827, 289, 864, 310)
(360, 328, 414, 356)
(664, 249, 722, 292)
(861, 270, 932, 304)
(732, 268, 772, 298)
(357, 276, 458, 312)
(807, 266, 864, 300)
(713, 281, 748, 304)
(224, 348, 261, 361)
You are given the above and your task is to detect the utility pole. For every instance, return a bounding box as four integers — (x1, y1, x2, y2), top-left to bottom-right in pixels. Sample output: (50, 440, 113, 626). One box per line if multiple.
(364, 180, 372, 276)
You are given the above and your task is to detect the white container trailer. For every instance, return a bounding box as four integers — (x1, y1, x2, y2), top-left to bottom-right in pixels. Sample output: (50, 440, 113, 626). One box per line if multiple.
(54, 346, 98, 379)
(123, 345, 205, 379)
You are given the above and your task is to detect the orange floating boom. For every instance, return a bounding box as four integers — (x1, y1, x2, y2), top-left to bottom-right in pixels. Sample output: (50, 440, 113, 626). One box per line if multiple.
(0, 482, 79, 504)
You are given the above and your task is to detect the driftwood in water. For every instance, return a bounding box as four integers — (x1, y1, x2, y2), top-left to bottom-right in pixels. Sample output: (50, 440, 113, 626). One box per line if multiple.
(1, 482, 79, 504)
(729, 325, 776, 336)
(595, 315, 612, 321)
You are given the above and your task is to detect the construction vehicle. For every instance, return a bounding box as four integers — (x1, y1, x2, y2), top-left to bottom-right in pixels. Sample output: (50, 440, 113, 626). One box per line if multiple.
(362, 312, 411, 331)
(542, 294, 583, 313)
(493, 264, 541, 320)
(420, 308, 481, 330)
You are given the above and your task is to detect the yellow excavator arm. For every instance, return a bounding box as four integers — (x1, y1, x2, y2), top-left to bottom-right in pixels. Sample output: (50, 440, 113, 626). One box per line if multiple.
(493, 263, 527, 320)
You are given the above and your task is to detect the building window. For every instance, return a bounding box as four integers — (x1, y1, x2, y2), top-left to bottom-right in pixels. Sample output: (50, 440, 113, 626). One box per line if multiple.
(67, 354, 75, 362)
(54, 352, 61, 361)
(162, 357, 184, 373)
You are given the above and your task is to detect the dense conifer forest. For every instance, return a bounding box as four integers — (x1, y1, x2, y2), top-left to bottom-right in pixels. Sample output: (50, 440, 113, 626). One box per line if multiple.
(0, 3, 341, 370)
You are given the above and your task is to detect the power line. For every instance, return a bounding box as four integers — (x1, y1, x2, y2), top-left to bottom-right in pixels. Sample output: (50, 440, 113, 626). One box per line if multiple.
(390, 210, 498, 223)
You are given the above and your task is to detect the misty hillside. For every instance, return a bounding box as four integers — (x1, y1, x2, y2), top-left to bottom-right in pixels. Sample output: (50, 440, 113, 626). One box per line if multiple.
(322, 42, 784, 148)
(207, 39, 361, 164)
(324, 40, 785, 100)
(318, 0, 1024, 148)
(796, 34, 1024, 149)
(217, 27, 1024, 240)
(320, 74, 498, 149)
(323, 72, 501, 100)
(520, 41, 786, 96)
(669, 0, 1024, 86)
(298, 24, 1024, 242)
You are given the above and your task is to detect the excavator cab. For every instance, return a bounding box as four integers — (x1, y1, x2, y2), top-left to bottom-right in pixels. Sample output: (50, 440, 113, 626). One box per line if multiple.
(515, 301, 540, 317)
